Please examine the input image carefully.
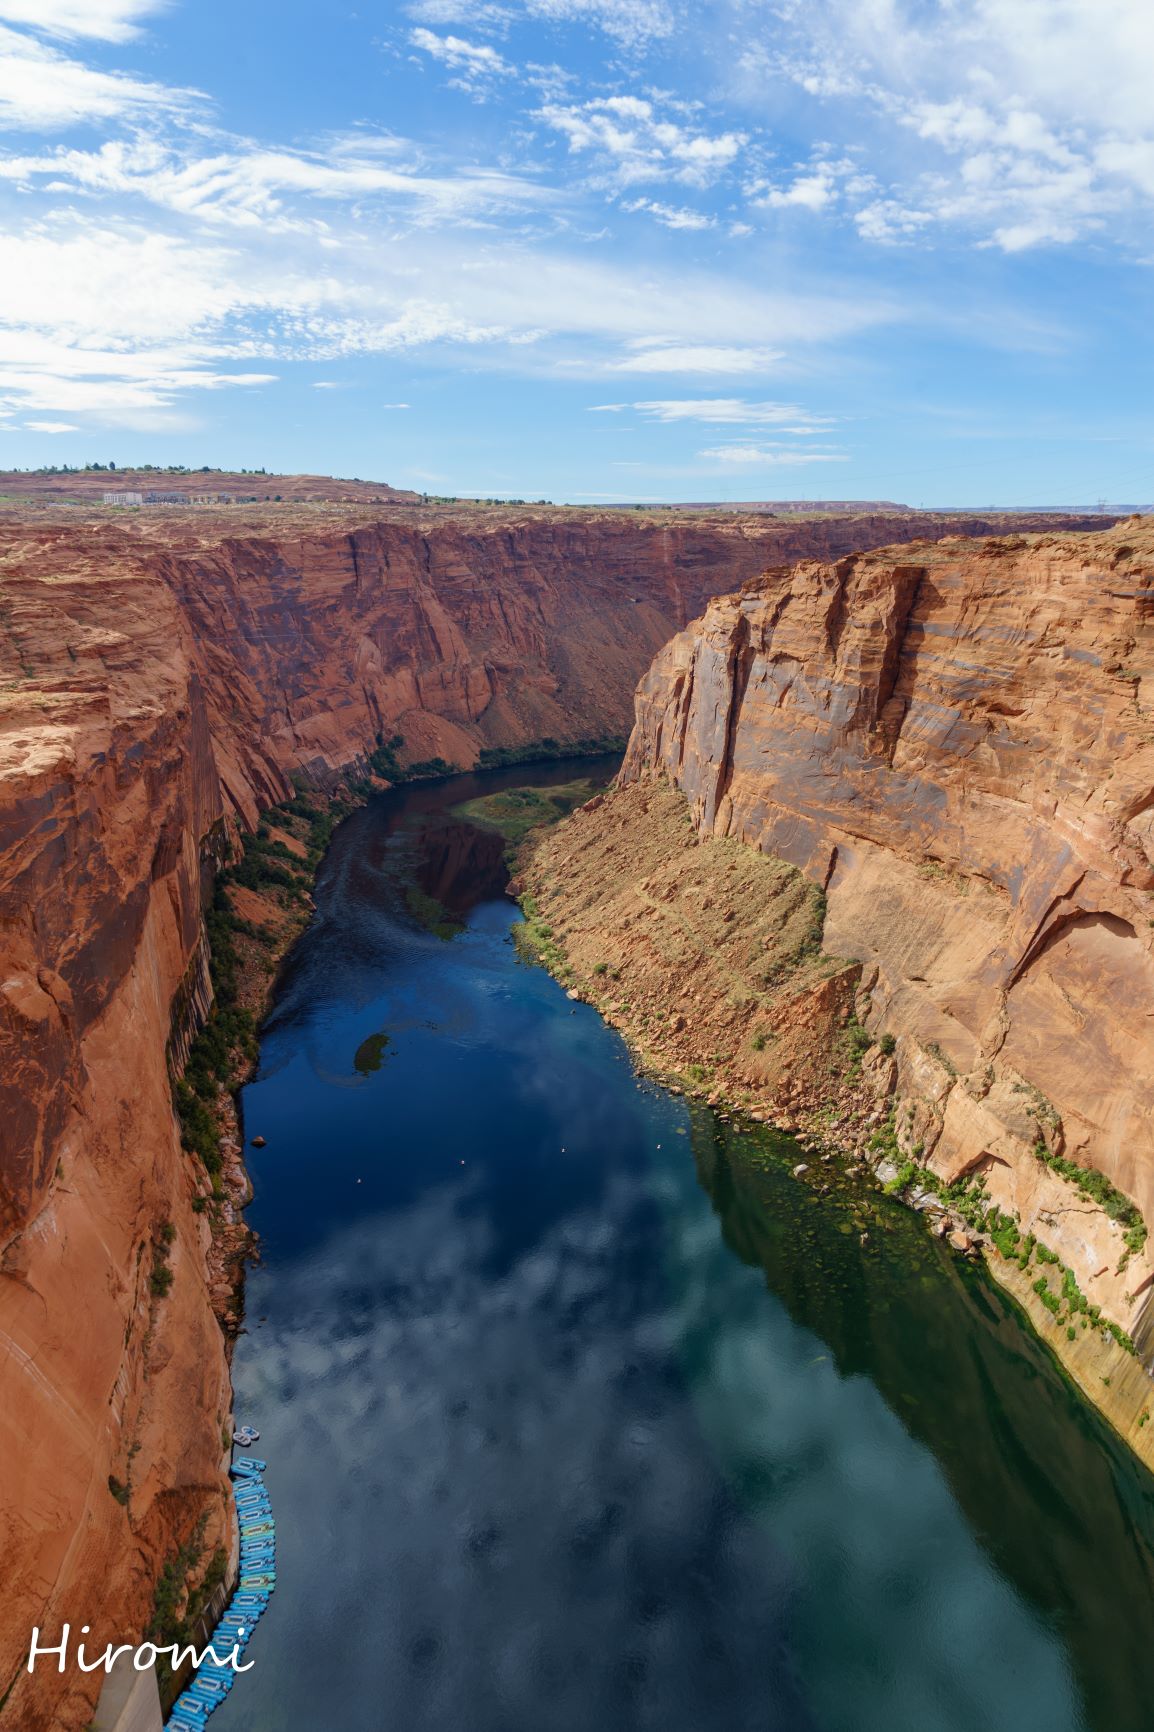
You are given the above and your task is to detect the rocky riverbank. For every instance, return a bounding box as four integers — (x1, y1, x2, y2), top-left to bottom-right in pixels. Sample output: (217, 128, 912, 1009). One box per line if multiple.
(516, 776, 1154, 1474)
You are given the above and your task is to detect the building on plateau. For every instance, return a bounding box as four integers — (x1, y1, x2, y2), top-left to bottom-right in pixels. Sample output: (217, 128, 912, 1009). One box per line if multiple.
(102, 487, 260, 506)
(102, 490, 193, 505)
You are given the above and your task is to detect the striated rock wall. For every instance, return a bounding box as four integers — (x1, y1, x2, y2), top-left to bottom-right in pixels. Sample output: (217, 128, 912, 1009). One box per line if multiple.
(0, 502, 1126, 1726)
(0, 574, 234, 1729)
(621, 521, 1154, 1355)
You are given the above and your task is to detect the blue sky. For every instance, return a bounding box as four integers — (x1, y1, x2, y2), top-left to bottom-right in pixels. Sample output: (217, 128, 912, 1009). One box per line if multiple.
(0, 0, 1151, 504)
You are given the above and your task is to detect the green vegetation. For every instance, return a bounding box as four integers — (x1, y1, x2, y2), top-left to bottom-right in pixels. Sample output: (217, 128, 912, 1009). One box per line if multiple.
(452, 776, 605, 844)
(403, 884, 464, 941)
(881, 1157, 1139, 1356)
(353, 1031, 391, 1074)
(171, 784, 343, 1182)
(150, 1223, 175, 1298)
(878, 1032, 897, 1056)
(349, 732, 454, 794)
(148, 1516, 229, 1683)
(885, 1158, 922, 1196)
(173, 883, 263, 1185)
(867, 1107, 902, 1167)
(759, 881, 830, 989)
(842, 1015, 875, 1078)
(108, 1476, 130, 1507)
(1033, 1140, 1147, 1257)
(513, 891, 573, 980)
(476, 735, 626, 770)
(13, 462, 270, 477)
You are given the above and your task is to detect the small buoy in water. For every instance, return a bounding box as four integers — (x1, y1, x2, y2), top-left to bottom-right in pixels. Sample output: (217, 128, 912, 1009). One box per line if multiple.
(251, 1136, 267, 1148)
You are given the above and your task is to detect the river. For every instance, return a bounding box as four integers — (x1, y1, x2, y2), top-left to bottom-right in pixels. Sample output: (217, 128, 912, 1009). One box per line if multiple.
(214, 757, 1154, 1732)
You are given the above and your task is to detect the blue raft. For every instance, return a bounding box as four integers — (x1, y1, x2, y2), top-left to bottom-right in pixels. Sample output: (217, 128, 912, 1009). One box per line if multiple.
(167, 1440, 275, 1724)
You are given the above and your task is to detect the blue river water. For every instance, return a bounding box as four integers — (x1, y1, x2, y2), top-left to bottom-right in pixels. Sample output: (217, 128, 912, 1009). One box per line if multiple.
(215, 759, 1154, 1732)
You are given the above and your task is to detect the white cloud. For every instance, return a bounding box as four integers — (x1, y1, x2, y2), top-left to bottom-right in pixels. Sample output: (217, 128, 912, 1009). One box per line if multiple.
(0, 214, 882, 422)
(608, 342, 784, 375)
(0, 21, 195, 128)
(538, 94, 745, 188)
(409, 27, 512, 95)
(698, 443, 848, 464)
(758, 0, 1154, 249)
(406, 0, 674, 47)
(405, 1, 510, 23)
(382, 401, 411, 408)
(622, 197, 714, 229)
(0, 225, 250, 342)
(594, 397, 833, 428)
(0, 135, 546, 229)
(23, 418, 80, 431)
(410, 27, 508, 70)
(0, 0, 164, 40)
(0, 226, 277, 425)
(519, 0, 674, 48)
(756, 168, 839, 212)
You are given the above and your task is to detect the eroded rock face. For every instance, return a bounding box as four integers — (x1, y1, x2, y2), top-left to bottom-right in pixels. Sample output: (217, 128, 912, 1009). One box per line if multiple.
(0, 503, 1127, 1727)
(621, 522, 1154, 1345)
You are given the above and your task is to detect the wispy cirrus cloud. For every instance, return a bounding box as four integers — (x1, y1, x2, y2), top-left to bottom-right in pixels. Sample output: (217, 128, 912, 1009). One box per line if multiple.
(0, 20, 196, 127)
(698, 442, 847, 465)
(0, 0, 166, 40)
(590, 397, 834, 429)
(606, 341, 782, 375)
(0, 134, 548, 228)
(621, 196, 713, 229)
(0, 201, 888, 426)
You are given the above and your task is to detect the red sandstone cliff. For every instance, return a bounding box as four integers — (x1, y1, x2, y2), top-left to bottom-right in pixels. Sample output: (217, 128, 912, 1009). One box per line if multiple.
(621, 521, 1154, 1356)
(0, 501, 1122, 1727)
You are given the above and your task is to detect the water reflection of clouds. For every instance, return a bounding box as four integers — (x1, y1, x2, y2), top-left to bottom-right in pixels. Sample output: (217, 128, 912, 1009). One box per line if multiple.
(664, 1200, 1083, 1732)
(224, 1172, 816, 1732)
(224, 1145, 1082, 1732)
(224, 771, 1088, 1732)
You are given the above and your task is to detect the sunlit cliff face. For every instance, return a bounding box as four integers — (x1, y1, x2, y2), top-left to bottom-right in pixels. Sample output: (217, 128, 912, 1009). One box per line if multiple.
(620, 521, 1154, 1350)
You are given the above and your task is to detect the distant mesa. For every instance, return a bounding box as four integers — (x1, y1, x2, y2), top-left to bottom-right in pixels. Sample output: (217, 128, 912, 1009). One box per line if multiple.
(0, 465, 422, 506)
(1, 468, 1143, 516)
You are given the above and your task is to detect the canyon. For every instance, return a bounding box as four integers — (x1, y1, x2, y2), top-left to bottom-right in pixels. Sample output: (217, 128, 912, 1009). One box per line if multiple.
(579, 520, 1154, 1405)
(0, 495, 1129, 1727)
